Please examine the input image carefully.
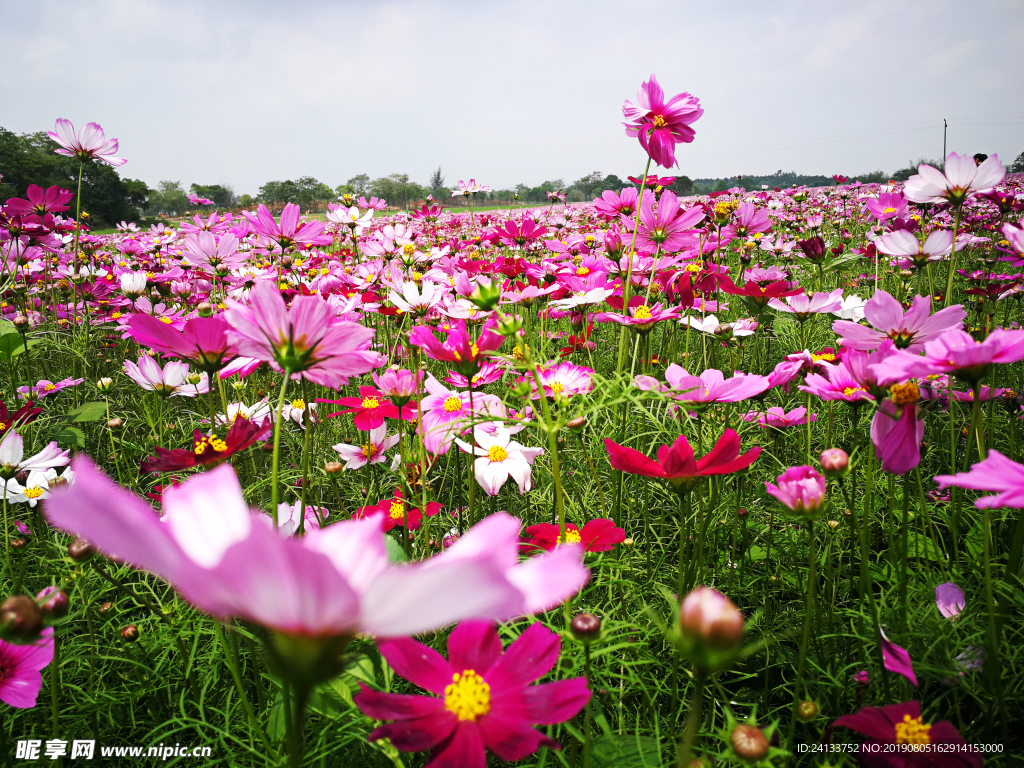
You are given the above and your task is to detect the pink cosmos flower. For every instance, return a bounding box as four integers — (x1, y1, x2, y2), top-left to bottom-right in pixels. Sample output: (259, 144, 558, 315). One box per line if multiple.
(873, 229, 960, 266)
(242, 203, 330, 249)
(634, 364, 772, 404)
(16, 378, 83, 400)
(0, 630, 54, 708)
(635, 191, 704, 253)
(123, 356, 208, 398)
(3, 185, 74, 221)
(593, 188, 639, 219)
(765, 466, 826, 516)
(332, 424, 400, 470)
(409, 319, 504, 377)
(183, 231, 242, 272)
(742, 406, 816, 429)
(358, 196, 388, 211)
(880, 629, 917, 687)
(128, 314, 238, 374)
(935, 582, 965, 621)
(45, 459, 589, 640)
(528, 362, 594, 400)
(419, 375, 505, 455)
(496, 217, 548, 247)
(1001, 222, 1024, 256)
(870, 329, 1024, 385)
(767, 289, 844, 319)
(864, 192, 907, 222)
(934, 449, 1024, 508)
(455, 426, 544, 496)
(354, 621, 590, 766)
(799, 363, 875, 403)
(47, 118, 126, 166)
(622, 74, 703, 168)
(225, 281, 381, 388)
(832, 290, 965, 352)
(904, 152, 1006, 206)
(871, 398, 924, 476)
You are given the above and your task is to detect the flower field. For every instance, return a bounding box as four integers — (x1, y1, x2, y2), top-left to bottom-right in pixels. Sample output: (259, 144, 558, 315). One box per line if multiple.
(2, 75, 1023, 767)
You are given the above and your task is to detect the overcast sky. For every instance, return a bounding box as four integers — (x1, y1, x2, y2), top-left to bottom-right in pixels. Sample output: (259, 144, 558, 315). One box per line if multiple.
(3, 0, 1022, 196)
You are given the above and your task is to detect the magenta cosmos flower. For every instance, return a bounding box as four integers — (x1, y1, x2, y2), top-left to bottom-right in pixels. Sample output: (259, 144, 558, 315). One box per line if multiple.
(799, 362, 875, 404)
(635, 191, 704, 253)
(765, 466, 826, 516)
(409, 319, 505, 377)
(634, 364, 773, 404)
(832, 290, 965, 352)
(904, 152, 1006, 207)
(419, 375, 505, 455)
(354, 621, 590, 767)
(242, 203, 330, 249)
(45, 460, 588, 640)
(871, 329, 1024, 386)
(871, 394, 925, 476)
(3, 184, 74, 221)
(47, 118, 126, 166)
(864, 191, 907, 222)
(128, 314, 238, 375)
(225, 281, 381, 388)
(935, 449, 1024, 508)
(0, 629, 54, 708)
(622, 74, 703, 168)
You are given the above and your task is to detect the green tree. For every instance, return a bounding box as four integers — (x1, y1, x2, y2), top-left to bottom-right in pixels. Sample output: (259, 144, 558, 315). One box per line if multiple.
(189, 183, 235, 207)
(238, 194, 254, 208)
(602, 174, 626, 191)
(569, 171, 605, 200)
(147, 181, 190, 216)
(346, 174, 370, 196)
(1010, 151, 1024, 173)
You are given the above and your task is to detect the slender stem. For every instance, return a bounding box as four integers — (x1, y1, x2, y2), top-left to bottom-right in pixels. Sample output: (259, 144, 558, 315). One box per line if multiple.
(615, 157, 652, 376)
(676, 667, 706, 768)
(583, 644, 593, 768)
(785, 519, 817, 753)
(297, 380, 313, 535)
(943, 205, 964, 308)
(270, 374, 291, 527)
(50, 631, 60, 738)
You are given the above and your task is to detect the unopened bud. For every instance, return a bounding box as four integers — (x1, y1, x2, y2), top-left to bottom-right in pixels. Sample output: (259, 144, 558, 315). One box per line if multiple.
(187, 372, 202, 385)
(97, 602, 115, 617)
(737, 507, 748, 518)
(10, 538, 27, 551)
(13, 314, 29, 330)
(68, 537, 97, 563)
(495, 313, 523, 336)
(36, 587, 69, 619)
(819, 448, 849, 477)
(565, 415, 586, 432)
(730, 724, 769, 762)
(196, 302, 214, 318)
(570, 613, 602, 643)
(714, 324, 734, 338)
(324, 461, 344, 475)
(0, 596, 44, 641)
(827, 520, 840, 530)
(120, 624, 140, 643)
(107, 417, 123, 430)
(797, 699, 818, 721)
(679, 587, 744, 667)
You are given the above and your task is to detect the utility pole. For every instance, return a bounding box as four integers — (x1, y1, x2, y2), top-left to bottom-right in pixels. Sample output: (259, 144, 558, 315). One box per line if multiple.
(943, 119, 947, 169)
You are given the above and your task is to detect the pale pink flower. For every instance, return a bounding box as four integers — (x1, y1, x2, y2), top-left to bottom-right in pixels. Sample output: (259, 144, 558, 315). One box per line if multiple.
(832, 290, 965, 352)
(332, 424, 400, 470)
(904, 152, 1006, 206)
(124, 356, 208, 398)
(47, 118, 126, 166)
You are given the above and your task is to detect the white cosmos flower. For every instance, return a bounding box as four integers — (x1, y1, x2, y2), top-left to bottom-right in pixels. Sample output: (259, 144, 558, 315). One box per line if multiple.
(0, 432, 71, 477)
(455, 425, 544, 497)
(3, 467, 75, 507)
(332, 424, 400, 470)
(831, 295, 867, 321)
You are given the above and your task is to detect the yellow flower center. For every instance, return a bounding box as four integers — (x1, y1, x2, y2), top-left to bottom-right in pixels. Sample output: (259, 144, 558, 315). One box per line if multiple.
(412, 271, 423, 281)
(0, 422, 6, 431)
(842, 386, 866, 397)
(563, 528, 582, 544)
(812, 352, 836, 362)
(389, 500, 406, 519)
(652, 115, 667, 128)
(402, 243, 416, 256)
(890, 381, 920, 405)
(487, 445, 508, 462)
(550, 381, 565, 395)
(43, 384, 56, 391)
(360, 397, 380, 410)
(884, 207, 896, 214)
(685, 262, 701, 273)
(443, 395, 462, 413)
(453, 342, 480, 362)
(634, 305, 652, 320)
(576, 266, 590, 276)
(159, 317, 173, 324)
(361, 442, 376, 458)
(24, 487, 45, 499)
(194, 436, 228, 455)
(111, 311, 123, 319)
(444, 670, 491, 721)
(894, 714, 931, 746)
(291, 399, 305, 410)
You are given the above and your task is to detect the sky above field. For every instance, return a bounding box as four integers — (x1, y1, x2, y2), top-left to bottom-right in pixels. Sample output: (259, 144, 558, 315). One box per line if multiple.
(3, 0, 1023, 196)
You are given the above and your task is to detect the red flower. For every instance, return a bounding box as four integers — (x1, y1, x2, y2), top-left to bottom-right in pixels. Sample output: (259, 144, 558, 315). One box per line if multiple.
(141, 417, 270, 473)
(520, 519, 625, 554)
(0, 400, 42, 438)
(830, 700, 981, 767)
(317, 386, 416, 430)
(720, 276, 803, 310)
(354, 489, 442, 531)
(354, 621, 590, 766)
(605, 429, 761, 492)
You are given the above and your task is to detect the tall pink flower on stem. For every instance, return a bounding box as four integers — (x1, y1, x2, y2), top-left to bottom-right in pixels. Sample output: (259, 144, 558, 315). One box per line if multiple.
(635, 191, 704, 253)
(0, 629, 54, 708)
(622, 74, 703, 168)
(353, 621, 590, 767)
(242, 203, 330, 250)
(47, 119, 126, 166)
(832, 290, 965, 352)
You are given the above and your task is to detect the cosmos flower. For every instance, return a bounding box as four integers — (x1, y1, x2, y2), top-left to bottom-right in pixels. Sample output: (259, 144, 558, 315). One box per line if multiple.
(128, 314, 239, 375)
(904, 152, 1006, 207)
(832, 291, 965, 352)
(634, 365, 772, 404)
(47, 118, 126, 166)
(0, 432, 70, 479)
(520, 519, 625, 553)
(934, 449, 1024, 508)
(16, 378, 83, 400)
(124, 356, 208, 398)
(353, 621, 589, 766)
(140, 416, 270, 473)
(742, 407, 816, 429)
(319, 386, 416, 430)
(0, 400, 42, 439)
(332, 424, 400, 470)
(0, 630, 54, 708)
(454, 426, 544, 496)
(765, 466, 826, 516)
(935, 582, 965, 621)
(242, 203, 330, 249)
(622, 74, 703, 168)
(354, 489, 442, 532)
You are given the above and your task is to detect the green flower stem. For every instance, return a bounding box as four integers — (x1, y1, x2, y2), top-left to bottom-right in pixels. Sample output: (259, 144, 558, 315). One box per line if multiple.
(50, 630, 60, 739)
(270, 374, 291, 527)
(217, 624, 276, 759)
(785, 518, 817, 754)
(943, 205, 964, 308)
(297, 381, 313, 536)
(583, 644, 593, 768)
(677, 489, 691, 606)
(900, 473, 910, 630)
(615, 156, 652, 376)
(675, 667, 706, 768)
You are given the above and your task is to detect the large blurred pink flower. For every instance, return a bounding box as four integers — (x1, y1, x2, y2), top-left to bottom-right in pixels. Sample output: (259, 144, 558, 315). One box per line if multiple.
(45, 459, 589, 640)
(935, 449, 1024, 508)
(354, 621, 589, 766)
(832, 290, 965, 352)
(904, 152, 1006, 207)
(225, 281, 381, 387)
(0, 630, 54, 708)
(622, 74, 703, 168)
(871, 400, 924, 475)
(47, 118, 126, 166)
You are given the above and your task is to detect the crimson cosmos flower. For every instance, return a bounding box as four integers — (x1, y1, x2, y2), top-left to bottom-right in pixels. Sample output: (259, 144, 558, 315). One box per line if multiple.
(830, 701, 981, 767)
(141, 417, 270, 474)
(353, 490, 442, 532)
(520, 519, 625, 554)
(318, 386, 418, 430)
(720, 276, 804, 311)
(0, 400, 42, 438)
(353, 621, 590, 767)
(605, 429, 761, 493)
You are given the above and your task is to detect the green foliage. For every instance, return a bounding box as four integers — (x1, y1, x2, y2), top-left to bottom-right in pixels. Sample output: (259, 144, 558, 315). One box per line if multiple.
(257, 176, 335, 208)
(189, 183, 236, 207)
(146, 180, 191, 216)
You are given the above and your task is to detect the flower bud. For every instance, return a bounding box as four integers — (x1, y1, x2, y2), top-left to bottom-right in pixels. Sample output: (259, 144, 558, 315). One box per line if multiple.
(730, 724, 769, 762)
(68, 538, 97, 563)
(97, 376, 114, 391)
(13, 314, 29, 330)
(10, 538, 27, 551)
(565, 415, 586, 432)
(120, 624, 140, 643)
(36, 587, 69, 620)
(737, 507, 748, 518)
(819, 448, 849, 477)
(678, 587, 744, 670)
(196, 302, 214, 318)
(495, 313, 523, 337)
(570, 613, 602, 644)
(796, 699, 818, 721)
(97, 601, 115, 617)
(0, 596, 44, 641)
(468, 278, 502, 311)
(324, 461, 344, 476)
(827, 519, 840, 530)
(187, 372, 202, 385)
(107, 417, 123, 430)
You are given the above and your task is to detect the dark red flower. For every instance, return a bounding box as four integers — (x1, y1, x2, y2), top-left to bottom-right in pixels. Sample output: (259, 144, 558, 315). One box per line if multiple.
(141, 417, 270, 473)
(520, 519, 625, 553)
(354, 489, 442, 531)
(317, 386, 416, 430)
(830, 700, 981, 767)
(0, 400, 42, 438)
